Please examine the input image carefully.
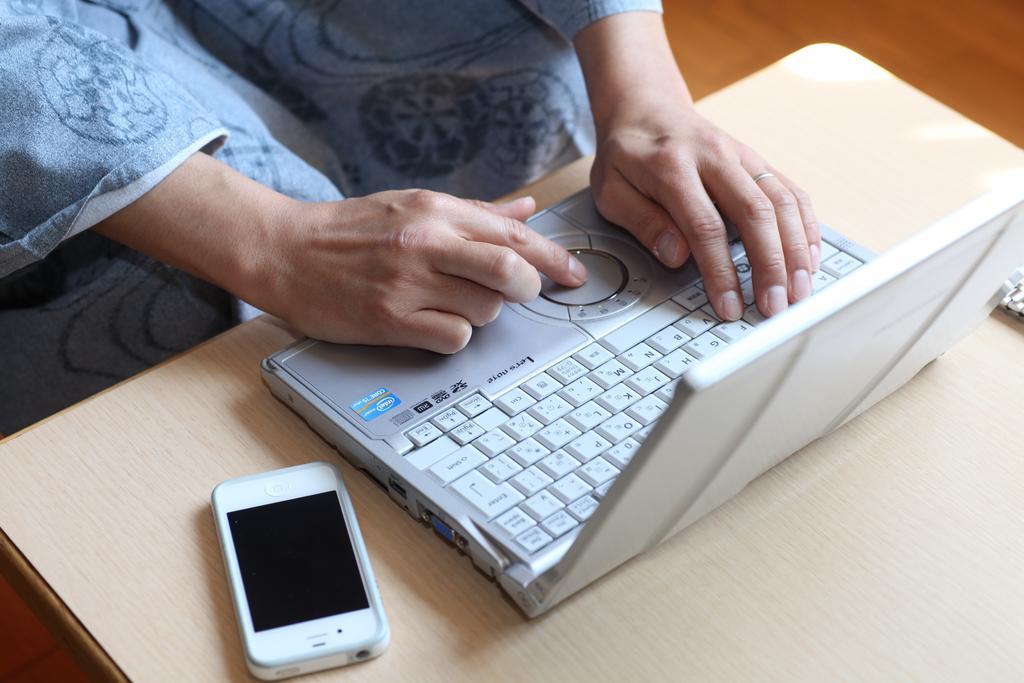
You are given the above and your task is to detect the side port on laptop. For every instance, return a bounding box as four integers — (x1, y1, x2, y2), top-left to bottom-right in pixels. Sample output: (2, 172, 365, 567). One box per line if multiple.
(419, 507, 469, 551)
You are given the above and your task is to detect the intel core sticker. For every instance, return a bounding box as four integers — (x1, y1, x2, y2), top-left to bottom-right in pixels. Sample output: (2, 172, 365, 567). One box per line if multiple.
(351, 387, 401, 421)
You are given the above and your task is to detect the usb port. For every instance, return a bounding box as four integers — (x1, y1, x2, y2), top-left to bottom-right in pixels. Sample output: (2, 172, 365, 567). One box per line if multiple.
(388, 477, 407, 500)
(430, 515, 456, 544)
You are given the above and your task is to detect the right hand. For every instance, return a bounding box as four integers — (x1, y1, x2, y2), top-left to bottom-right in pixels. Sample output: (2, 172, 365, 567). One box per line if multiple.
(256, 190, 587, 353)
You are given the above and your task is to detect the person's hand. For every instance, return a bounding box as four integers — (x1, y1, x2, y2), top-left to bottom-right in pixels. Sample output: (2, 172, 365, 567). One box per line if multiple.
(592, 105, 820, 320)
(97, 153, 586, 354)
(576, 12, 821, 321)
(257, 190, 587, 352)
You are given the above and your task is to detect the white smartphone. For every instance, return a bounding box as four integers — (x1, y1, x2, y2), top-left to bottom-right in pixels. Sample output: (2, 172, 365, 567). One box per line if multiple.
(211, 461, 389, 680)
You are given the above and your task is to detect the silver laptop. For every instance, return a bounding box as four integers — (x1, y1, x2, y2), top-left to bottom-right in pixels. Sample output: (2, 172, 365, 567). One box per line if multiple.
(262, 186, 1024, 617)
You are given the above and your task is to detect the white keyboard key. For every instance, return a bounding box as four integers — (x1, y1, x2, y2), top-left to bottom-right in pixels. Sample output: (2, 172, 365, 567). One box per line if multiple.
(431, 407, 467, 432)
(654, 349, 699, 378)
(627, 394, 669, 425)
(474, 406, 509, 431)
(527, 394, 574, 425)
(457, 393, 491, 418)
(578, 457, 619, 487)
(699, 304, 723, 322)
(509, 467, 553, 496)
(822, 251, 862, 277)
(449, 420, 485, 445)
(654, 380, 679, 403)
(565, 431, 613, 463)
(475, 429, 516, 457)
(449, 470, 524, 519)
(820, 240, 839, 261)
(595, 413, 642, 444)
(646, 325, 690, 354)
(672, 285, 708, 311)
(743, 304, 766, 325)
(515, 526, 553, 554)
(573, 342, 614, 369)
(495, 507, 536, 537)
(535, 419, 582, 450)
(732, 254, 753, 283)
(634, 424, 655, 443)
(620, 343, 662, 371)
(712, 319, 754, 342)
(625, 366, 669, 396)
(541, 510, 579, 537)
(505, 438, 550, 467)
(740, 278, 755, 305)
(479, 453, 523, 483)
(566, 401, 612, 431)
(522, 489, 564, 520)
(521, 372, 562, 399)
(493, 387, 536, 415)
(604, 437, 640, 469)
(407, 422, 443, 447)
(599, 300, 686, 354)
(538, 450, 580, 479)
(558, 376, 602, 406)
(589, 359, 633, 389)
(405, 435, 459, 469)
(675, 310, 718, 338)
(429, 445, 487, 485)
(683, 331, 728, 359)
(549, 473, 592, 504)
(593, 479, 616, 499)
(595, 384, 642, 413)
(548, 358, 588, 384)
(811, 270, 837, 292)
(567, 495, 600, 521)
(500, 412, 543, 441)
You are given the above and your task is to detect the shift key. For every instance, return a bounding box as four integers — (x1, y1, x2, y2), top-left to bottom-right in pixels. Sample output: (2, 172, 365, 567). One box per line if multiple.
(599, 300, 686, 354)
(450, 471, 525, 520)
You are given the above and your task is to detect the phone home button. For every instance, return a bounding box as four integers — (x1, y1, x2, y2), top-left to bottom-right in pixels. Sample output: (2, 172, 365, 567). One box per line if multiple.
(265, 480, 289, 496)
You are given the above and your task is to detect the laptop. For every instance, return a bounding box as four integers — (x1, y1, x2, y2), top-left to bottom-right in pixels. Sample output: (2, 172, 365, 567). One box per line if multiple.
(262, 185, 1024, 617)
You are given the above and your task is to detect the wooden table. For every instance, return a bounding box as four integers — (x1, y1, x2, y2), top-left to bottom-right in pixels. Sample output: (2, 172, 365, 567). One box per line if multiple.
(3, 45, 1024, 681)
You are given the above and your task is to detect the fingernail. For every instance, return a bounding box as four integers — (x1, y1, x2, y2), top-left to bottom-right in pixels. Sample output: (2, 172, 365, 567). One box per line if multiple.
(654, 230, 682, 265)
(791, 269, 811, 300)
(765, 285, 788, 316)
(569, 255, 588, 283)
(809, 243, 821, 271)
(719, 290, 743, 321)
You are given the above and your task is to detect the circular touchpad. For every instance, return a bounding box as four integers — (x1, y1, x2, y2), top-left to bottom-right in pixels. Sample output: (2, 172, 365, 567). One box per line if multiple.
(541, 249, 628, 306)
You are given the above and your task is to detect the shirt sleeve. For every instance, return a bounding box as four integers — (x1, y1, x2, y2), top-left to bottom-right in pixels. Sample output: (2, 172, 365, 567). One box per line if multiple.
(517, 0, 663, 41)
(0, 13, 228, 279)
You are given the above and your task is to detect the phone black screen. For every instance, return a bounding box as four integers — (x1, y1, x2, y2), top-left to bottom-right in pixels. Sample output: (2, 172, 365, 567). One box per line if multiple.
(227, 491, 370, 632)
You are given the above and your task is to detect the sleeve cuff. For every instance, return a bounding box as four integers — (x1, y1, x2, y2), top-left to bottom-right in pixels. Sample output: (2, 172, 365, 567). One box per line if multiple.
(531, 0, 664, 41)
(65, 127, 229, 239)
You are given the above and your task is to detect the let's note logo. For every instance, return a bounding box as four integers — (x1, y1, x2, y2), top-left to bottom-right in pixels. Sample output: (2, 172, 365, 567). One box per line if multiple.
(351, 387, 402, 421)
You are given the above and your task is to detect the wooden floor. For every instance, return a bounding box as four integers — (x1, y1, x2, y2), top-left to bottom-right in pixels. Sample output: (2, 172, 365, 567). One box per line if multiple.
(2, 1, 1022, 680)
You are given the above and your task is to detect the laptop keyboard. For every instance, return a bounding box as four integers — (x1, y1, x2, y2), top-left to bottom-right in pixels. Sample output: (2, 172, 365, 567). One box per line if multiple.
(401, 240, 862, 557)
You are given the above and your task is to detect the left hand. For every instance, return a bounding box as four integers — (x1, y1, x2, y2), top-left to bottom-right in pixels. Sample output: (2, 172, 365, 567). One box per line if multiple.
(576, 11, 821, 321)
(591, 103, 821, 321)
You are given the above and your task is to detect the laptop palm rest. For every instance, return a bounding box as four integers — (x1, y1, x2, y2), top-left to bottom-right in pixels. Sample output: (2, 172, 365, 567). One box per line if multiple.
(276, 306, 589, 440)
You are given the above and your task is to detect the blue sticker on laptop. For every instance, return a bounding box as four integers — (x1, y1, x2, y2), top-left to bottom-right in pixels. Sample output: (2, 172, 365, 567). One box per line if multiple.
(351, 387, 402, 421)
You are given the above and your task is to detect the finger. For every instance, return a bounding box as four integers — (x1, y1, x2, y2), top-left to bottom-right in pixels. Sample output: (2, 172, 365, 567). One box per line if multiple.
(392, 309, 474, 355)
(466, 195, 536, 223)
(745, 169, 813, 303)
(769, 168, 822, 271)
(424, 273, 505, 327)
(430, 238, 541, 303)
(593, 170, 691, 267)
(635, 159, 744, 321)
(704, 162, 790, 317)
(449, 200, 587, 287)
